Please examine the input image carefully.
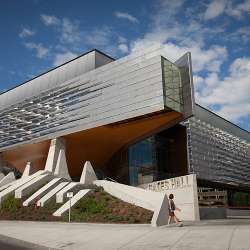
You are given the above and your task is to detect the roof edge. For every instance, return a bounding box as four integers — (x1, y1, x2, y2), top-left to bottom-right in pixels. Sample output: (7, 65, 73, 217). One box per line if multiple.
(0, 49, 115, 96)
(195, 103, 249, 134)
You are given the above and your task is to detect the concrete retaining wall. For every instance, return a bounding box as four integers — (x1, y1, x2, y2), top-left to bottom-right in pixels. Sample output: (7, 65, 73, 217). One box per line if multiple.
(141, 174, 200, 221)
(94, 180, 169, 227)
(227, 209, 250, 217)
(199, 207, 227, 220)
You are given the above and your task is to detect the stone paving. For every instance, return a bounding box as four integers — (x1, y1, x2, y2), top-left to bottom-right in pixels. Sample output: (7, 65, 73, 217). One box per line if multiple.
(0, 219, 250, 250)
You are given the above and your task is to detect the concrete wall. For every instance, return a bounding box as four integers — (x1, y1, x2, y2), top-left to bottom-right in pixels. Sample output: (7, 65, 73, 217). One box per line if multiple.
(141, 174, 200, 221)
(227, 209, 250, 217)
(199, 207, 226, 220)
(94, 180, 169, 227)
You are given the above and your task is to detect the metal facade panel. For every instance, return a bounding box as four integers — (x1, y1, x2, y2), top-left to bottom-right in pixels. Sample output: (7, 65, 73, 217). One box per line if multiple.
(0, 46, 194, 151)
(184, 105, 250, 187)
(0, 50, 108, 110)
(95, 51, 114, 68)
(0, 51, 166, 151)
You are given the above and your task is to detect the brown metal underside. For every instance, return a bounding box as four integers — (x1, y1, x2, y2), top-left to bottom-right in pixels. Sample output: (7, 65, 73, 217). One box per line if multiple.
(2, 110, 182, 176)
(2, 140, 50, 173)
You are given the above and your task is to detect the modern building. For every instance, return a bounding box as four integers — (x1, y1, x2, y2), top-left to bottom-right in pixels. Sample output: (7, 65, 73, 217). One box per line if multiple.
(0, 47, 249, 207)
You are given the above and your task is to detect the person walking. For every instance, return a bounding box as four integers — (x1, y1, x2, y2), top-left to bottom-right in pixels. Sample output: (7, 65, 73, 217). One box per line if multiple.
(168, 193, 182, 225)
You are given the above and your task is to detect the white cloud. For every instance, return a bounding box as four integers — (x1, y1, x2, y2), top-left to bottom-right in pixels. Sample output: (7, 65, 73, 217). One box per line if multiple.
(202, 0, 250, 20)
(195, 57, 250, 121)
(118, 36, 127, 44)
(118, 43, 129, 54)
(24, 42, 49, 58)
(41, 15, 81, 45)
(39, 15, 122, 61)
(130, 0, 226, 53)
(226, 0, 250, 18)
(19, 28, 35, 38)
(85, 27, 112, 47)
(236, 27, 250, 41)
(53, 51, 77, 66)
(60, 18, 81, 44)
(129, 0, 250, 125)
(40, 14, 60, 26)
(204, 0, 227, 20)
(114, 11, 139, 23)
(131, 41, 227, 73)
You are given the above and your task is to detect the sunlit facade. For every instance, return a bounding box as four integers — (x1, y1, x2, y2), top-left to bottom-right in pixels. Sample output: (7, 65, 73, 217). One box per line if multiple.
(0, 48, 249, 204)
(126, 105, 250, 188)
(0, 47, 194, 177)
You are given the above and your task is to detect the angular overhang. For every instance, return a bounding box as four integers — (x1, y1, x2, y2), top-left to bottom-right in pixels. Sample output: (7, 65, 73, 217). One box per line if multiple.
(0, 46, 195, 154)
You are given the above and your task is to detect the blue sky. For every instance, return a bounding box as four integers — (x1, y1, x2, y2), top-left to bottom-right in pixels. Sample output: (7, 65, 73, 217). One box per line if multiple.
(0, 0, 249, 131)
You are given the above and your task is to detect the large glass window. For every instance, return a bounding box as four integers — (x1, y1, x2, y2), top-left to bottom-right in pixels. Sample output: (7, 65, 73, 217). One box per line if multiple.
(128, 125, 188, 186)
(162, 58, 183, 113)
(128, 137, 156, 186)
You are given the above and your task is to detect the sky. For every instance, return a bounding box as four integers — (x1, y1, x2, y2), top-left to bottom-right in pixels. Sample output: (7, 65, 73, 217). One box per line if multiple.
(0, 0, 249, 131)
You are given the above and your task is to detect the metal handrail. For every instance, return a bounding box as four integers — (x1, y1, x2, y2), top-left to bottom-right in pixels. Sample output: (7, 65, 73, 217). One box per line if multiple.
(104, 177, 118, 183)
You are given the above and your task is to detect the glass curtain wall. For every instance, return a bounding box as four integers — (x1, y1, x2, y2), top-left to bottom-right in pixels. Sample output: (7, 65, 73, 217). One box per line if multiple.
(128, 125, 188, 186)
(161, 57, 183, 113)
(128, 137, 157, 186)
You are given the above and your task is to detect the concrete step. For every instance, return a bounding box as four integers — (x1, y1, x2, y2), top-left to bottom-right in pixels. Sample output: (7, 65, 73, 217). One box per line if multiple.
(0, 172, 16, 188)
(15, 174, 53, 199)
(0, 181, 15, 192)
(37, 182, 69, 207)
(0, 173, 4, 181)
(0, 170, 47, 203)
(23, 178, 64, 206)
(56, 182, 83, 203)
(53, 189, 91, 217)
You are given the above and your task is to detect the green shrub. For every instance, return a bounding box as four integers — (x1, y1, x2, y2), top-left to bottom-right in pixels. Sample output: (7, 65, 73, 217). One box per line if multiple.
(75, 196, 107, 214)
(104, 214, 124, 222)
(44, 200, 61, 211)
(0, 196, 20, 213)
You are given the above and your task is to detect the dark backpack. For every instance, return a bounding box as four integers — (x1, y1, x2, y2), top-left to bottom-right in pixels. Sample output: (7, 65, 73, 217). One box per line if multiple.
(169, 200, 175, 211)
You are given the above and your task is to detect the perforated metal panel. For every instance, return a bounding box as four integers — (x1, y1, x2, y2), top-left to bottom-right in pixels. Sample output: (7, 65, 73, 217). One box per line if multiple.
(184, 105, 250, 186)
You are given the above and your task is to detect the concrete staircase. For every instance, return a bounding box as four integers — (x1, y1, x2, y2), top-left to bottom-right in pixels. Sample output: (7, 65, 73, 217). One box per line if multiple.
(53, 189, 91, 216)
(56, 182, 83, 203)
(0, 170, 49, 203)
(0, 156, 169, 227)
(23, 178, 64, 206)
(37, 182, 69, 207)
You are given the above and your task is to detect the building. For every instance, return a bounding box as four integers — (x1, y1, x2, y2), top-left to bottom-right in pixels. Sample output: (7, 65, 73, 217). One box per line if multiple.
(127, 105, 250, 207)
(0, 47, 249, 207)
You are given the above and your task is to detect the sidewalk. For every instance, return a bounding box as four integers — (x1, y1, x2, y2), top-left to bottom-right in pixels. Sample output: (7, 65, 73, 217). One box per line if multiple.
(0, 219, 250, 249)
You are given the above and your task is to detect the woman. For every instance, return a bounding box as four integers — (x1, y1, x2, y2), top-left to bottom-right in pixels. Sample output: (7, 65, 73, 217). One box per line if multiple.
(168, 193, 182, 225)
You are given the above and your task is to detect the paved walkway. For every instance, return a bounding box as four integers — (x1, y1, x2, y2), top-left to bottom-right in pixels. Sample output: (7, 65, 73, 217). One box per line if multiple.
(0, 220, 250, 250)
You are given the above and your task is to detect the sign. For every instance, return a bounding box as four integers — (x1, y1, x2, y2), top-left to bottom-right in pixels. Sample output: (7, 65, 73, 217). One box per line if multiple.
(141, 174, 200, 221)
(146, 175, 192, 191)
(67, 192, 74, 198)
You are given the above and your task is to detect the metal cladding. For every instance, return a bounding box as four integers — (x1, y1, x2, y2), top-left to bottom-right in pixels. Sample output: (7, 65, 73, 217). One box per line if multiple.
(184, 105, 250, 187)
(0, 46, 194, 151)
